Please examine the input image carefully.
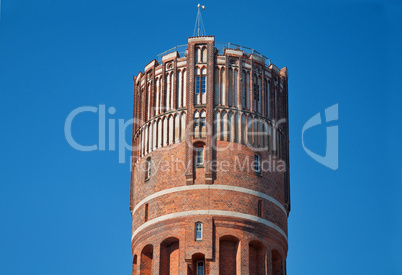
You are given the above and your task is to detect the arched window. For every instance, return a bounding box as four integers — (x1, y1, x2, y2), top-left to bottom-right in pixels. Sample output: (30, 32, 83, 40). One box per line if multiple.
(227, 112, 233, 141)
(220, 68, 226, 106)
(228, 68, 233, 107)
(175, 114, 180, 143)
(147, 84, 151, 120)
(145, 157, 151, 180)
(194, 111, 200, 138)
(195, 147, 204, 167)
(195, 222, 203, 240)
(183, 70, 187, 107)
(157, 119, 162, 148)
(163, 117, 168, 146)
(196, 47, 201, 64)
(170, 73, 174, 110)
(156, 77, 160, 115)
(177, 70, 182, 108)
(202, 47, 207, 63)
(201, 68, 207, 104)
(144, 124, 148, 154)
(195, 68, 200, 105)
(274, 84, 278, 119)
(234, 69, 238, 107)
(214, 68, 219, 106)
(168, 115, 174, 144)
(258, 76, 262, 114)
(152, 121, 156, 151)
(200, 110, 206, 138)
(253, 74, 257, 112)
(197, 261, 204, 275)
(241, 115, 246, 144)
(246, 71, 250, 110)
(242, 71, 246, 109)
(221, 111, 227, 141)
(149, 123, 153, 152)
(265, 78, 270, 118)
(166, 73, 171, 111)
(180, 112, 186, 141)
(234, 112, 239, 142)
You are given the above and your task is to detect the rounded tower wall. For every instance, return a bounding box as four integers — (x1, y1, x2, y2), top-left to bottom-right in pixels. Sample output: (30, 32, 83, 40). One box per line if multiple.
(130, 36, 290, 275)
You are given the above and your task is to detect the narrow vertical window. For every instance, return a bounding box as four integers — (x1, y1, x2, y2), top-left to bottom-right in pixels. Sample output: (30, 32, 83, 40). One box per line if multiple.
(183, 70, 187, 107)
(144, 203, 149, 222)
(195, 76, 200, 105)
(196, 148, 204, 167)
(234, 69, 238, 107)
(228, 68, 233, 107)
(202, 47, 207, 63)
(201, 76, 206, 94)
(197, 261, 204, 275)
(194, 112, 200, 138)
(146, 157, 151, 180)
(195, 222, 203, 240)
(166, 74, 170, 111)
(258, 77, 261, 114)
(156, 78, 160, 115)
(242, 71, 246, 108)
(258, 200, 262, 217)
(177, 70, 182, 108)
(274, 85, 278, 119)
(253, 77, 258, 112)
(196, 47, 201, 63)
(200, 111, 206, 138)
(220, 68, 226, 105)
(214, 68, 219, 106)
(201, 68, 207, 105)
(170, 73, 174, 110)
(246, 72, 250, 110)
(254, 154, 261, 174)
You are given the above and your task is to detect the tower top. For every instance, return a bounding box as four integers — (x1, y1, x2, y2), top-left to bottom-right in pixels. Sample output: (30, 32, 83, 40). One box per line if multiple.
(193, 3, 206, 37)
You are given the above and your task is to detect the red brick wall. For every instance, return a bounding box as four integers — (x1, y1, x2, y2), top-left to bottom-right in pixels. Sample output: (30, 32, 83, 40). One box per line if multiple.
(131, 36, 290, 274)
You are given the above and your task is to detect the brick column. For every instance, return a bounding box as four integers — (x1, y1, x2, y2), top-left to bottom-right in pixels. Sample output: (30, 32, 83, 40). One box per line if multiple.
(173, 58, 178, 110)
(240, 240, 249, 275)
(185, 40, 195, 185)
(179, 239, 187, 275)
(266, 247, 273, 275)
(205, 39, 215, 184)
(152, 243, 160, 274)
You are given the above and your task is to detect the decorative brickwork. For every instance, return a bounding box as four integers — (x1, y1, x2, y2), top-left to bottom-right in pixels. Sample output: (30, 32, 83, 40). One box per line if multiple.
(130, 36, 290, 274)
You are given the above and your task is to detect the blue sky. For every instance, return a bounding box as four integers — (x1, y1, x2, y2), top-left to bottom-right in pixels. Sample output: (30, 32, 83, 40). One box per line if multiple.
(0, 0, 401, 274)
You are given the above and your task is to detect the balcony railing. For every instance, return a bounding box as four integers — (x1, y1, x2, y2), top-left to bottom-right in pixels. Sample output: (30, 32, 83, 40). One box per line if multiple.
(156, 42, 271, 65)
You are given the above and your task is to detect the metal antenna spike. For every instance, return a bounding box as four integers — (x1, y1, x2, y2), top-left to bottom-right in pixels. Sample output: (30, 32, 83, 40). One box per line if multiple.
(193, 3, 206, 37)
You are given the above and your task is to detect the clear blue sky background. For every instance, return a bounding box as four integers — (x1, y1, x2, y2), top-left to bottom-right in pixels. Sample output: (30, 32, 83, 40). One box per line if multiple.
(0, 0, 401, 274)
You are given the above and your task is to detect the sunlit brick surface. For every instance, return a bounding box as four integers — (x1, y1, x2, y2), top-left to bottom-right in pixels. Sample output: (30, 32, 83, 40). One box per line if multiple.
(130, 36, 290, 275)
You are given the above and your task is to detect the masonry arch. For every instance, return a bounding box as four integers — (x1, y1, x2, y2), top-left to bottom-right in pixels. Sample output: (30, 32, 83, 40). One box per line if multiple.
(249, 240, 266, 275)
(160, 237, 180, 275)
(219, 235, 240, 275)
(140, 244, 153, 275)
(272, 249, 283, 275)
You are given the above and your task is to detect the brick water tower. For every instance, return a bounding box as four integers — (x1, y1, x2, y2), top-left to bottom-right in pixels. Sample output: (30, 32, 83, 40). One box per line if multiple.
(130, 35, 290, 275)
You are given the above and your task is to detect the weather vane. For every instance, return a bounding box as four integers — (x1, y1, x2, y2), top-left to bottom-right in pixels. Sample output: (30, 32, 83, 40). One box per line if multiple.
(193, 3, 206, 37)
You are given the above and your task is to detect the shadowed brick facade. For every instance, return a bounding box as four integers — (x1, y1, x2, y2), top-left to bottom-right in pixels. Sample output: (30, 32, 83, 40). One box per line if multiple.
(130, 36, 290, 275)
